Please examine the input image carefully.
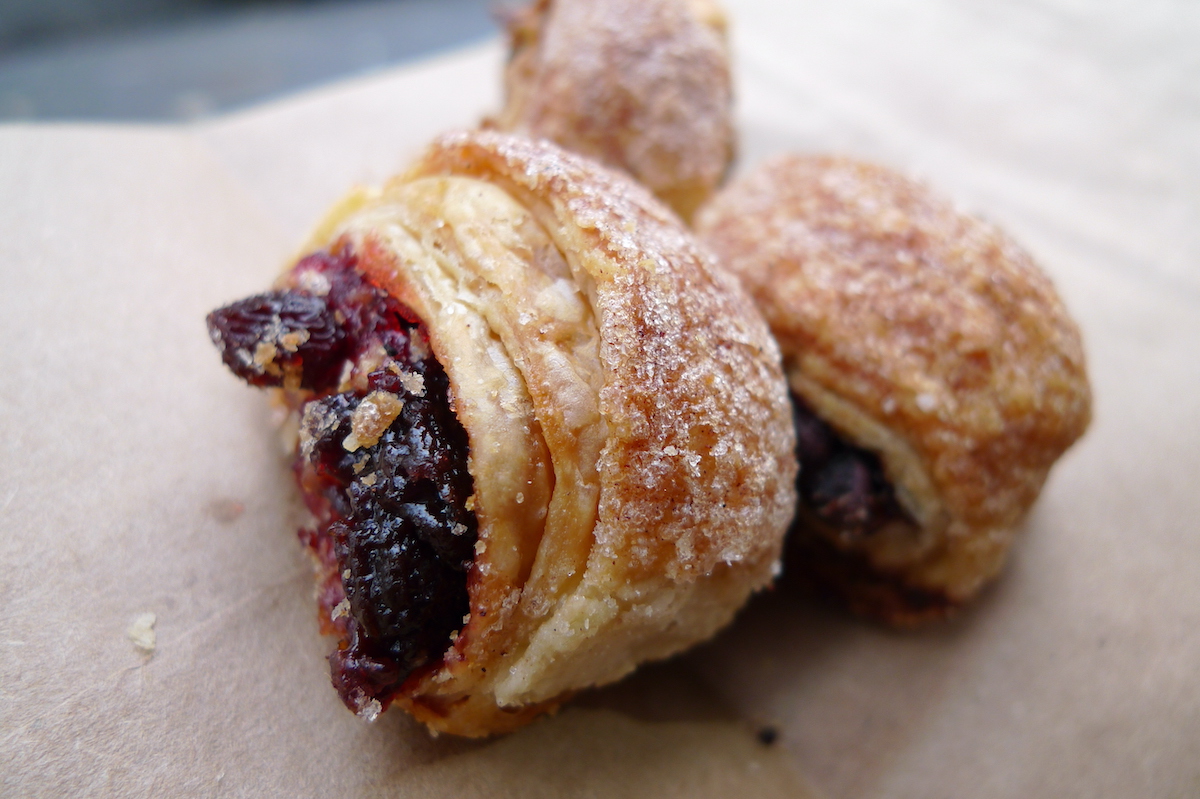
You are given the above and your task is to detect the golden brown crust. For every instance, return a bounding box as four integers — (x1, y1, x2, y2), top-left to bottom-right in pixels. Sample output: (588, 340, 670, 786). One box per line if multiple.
(308, 131, 796, 735)
(696, 154, 1091, 619)
(490, 0, 735, 222)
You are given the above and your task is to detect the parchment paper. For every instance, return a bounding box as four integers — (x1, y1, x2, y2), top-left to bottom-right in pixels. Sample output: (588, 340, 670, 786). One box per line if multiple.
(2, 2, 1198, 796)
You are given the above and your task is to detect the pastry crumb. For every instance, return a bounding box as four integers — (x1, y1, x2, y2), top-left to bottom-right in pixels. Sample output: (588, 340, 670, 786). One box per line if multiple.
(252, 340, 278, 369)
(343, 390, 405, 451)
(356, 698, 383, 722)
(299, 401, 341, 460)
(296, 268, 331, 296)
(278, 328, 311, 353)
(397, 369, 427, 397)
(127, 612, 157, 654)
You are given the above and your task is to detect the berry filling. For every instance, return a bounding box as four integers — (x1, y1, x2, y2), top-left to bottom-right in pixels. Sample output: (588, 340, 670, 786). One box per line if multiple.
(791, 396, 910, 541)
(207, 243, 477, 718)
(787, 398, 957, 621)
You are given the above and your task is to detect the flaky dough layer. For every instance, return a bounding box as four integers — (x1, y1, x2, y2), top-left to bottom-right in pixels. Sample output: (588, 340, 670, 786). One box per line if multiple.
(696, 155, 1091, 622)
(305, 131, 795, 735)
(490, 0, 735, 222)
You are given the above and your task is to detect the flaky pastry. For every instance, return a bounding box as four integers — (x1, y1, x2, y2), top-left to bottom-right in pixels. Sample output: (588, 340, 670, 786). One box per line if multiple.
(490, 0, 735, 223)
(695, 155, 1091, 624)
(207, 131, 796, 736)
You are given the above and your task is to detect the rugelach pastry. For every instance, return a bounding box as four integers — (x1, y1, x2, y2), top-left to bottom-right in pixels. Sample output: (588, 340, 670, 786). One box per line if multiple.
(695, 155, 1092, 624)
(490, 0, 735, 223)
(206, 131, 796, 736)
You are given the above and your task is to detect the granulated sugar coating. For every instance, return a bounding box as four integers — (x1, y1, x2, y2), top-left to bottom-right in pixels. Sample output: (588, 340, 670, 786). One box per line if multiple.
(283, 130, 800, 735)
(491, 0, 734, 221)
(697, 155, 1091, 623)
(414, 131, 796, 583)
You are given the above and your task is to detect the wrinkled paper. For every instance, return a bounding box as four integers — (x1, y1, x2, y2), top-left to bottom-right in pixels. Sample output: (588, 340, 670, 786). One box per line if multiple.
(2, 3, 1198, 796)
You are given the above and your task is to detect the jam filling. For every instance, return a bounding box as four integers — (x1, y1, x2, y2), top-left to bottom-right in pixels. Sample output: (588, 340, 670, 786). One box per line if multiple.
(791, 397, 909, 541)
(207, 245, 477, 718)
(787, 397, 954, 619)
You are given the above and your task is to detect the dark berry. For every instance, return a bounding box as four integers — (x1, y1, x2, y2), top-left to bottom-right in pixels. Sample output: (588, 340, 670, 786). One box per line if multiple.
(208, 244, 478, 718)
(792, 396, 909, 539)
(293, 247, 420, 364)
(808, 450, 878, 531)
(206, 291, 346, 390)
(792, 401, 834, 470)
(298, 361, 477, 711)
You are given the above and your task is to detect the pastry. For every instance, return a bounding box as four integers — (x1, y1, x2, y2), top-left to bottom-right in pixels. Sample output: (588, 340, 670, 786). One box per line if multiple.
(695, 155, 1092, 624)
(490, 0, 734, 223)
(206, 131, 797, 736)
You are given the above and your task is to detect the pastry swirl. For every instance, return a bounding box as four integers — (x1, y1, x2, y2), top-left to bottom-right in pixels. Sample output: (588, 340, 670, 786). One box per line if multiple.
(695, 155, 1092, 624)
(208, 131, 796, 736)
(491, 0, 735, 222)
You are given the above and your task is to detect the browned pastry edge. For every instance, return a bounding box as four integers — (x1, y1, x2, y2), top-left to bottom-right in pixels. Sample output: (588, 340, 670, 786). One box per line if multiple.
(489, 0, 735, 222)
(696, 154, 1092, 618)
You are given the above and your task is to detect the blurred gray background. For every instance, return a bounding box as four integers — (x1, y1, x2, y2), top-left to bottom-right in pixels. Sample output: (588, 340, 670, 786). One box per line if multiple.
(0, 0, 499, 120)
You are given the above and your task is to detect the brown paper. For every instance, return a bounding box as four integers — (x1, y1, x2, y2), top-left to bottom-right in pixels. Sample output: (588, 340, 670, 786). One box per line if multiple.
(2, 3, 1198, 795)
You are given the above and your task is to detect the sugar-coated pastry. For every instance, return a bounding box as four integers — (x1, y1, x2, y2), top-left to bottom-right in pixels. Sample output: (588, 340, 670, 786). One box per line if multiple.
(490, 0, 734, 223)
(695, 155, 1091, 625)
(206, 131, 796, 736)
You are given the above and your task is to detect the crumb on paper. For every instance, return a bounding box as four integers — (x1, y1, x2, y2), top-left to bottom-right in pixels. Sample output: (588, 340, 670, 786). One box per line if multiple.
(128, 612, 157, 654)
